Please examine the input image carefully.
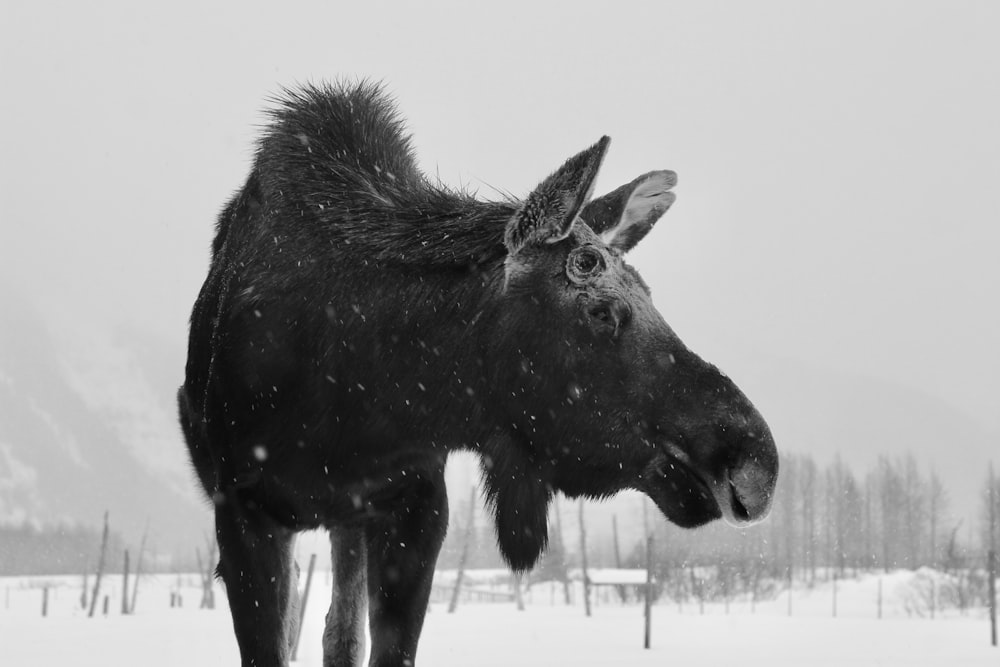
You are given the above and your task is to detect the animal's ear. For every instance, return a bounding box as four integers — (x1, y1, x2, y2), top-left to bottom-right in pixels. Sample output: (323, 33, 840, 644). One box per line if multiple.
(504, 136, 610, 256)
(579, 170, 677, 253)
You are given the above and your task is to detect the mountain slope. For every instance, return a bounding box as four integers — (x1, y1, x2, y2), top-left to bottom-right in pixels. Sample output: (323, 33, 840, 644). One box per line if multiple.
(0, 288, 209, 557)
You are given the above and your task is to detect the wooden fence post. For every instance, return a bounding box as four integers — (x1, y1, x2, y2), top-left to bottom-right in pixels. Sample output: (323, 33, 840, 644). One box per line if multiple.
(80, 570, 88, 610)
(291, 553, 317, 662)
(643, 534, 653, 650)
(42, 587, 49, 617)
(832, 573, 837, 618)
(121, 549, 130, 615)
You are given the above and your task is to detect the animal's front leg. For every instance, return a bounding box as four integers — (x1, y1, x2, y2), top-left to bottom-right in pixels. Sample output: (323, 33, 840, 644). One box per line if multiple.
(365, 471, 449, 667)
(215, 493, 297, 667)
(324, 525, 369, 667)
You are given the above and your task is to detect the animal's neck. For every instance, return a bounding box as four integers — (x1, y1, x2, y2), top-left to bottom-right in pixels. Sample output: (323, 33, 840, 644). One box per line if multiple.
(322, 259, 511, 450)
(309, 198, 516, 271)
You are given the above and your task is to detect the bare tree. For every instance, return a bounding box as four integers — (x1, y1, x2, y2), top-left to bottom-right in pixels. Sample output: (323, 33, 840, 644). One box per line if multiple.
(864, 472, 876, 570)
(129, 523, 149, 614)
(901, 454, 926, 567)
(824, 467, 834, 579)
(927, 469, 947, 568)
(550, 497, 571, 604)
(833, 461, 863, 573)
(799, 458, 817, 582)
(196, 534, 217, 610)
(781, 456, 797, 580)
(447, 486, 477, 614)
(87, 512, 110, 618)
(831, 457, 844, 574)
(877, 457, 902, 572)
(578, 499, 591, 617)
(611, 515, 627, 603)
(986, 463, 997, 647)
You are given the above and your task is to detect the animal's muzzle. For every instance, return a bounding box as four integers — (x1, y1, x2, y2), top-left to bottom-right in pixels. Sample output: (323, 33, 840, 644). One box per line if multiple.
(716, 434, 778, 526)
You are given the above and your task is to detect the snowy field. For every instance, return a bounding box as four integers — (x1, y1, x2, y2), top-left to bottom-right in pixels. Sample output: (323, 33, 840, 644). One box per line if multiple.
(1, 571, 997, 666)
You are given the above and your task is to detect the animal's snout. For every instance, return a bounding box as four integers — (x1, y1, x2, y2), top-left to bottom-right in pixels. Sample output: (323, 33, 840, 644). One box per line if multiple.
(721, 435, 778, 526)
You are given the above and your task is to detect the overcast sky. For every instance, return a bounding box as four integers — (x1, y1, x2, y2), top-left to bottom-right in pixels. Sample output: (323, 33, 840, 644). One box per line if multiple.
(2, 0, 998, 433)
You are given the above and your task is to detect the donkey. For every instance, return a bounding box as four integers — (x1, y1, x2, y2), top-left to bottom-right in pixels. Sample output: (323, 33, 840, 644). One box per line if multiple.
(179, 81, 778, 667)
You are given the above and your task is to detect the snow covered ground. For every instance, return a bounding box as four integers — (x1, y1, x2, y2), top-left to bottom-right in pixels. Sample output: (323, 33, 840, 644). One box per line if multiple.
(1, 571, 996, 666)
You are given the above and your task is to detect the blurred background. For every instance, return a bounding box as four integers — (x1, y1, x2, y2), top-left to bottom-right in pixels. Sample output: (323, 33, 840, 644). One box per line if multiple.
(0, 0, 997, 637)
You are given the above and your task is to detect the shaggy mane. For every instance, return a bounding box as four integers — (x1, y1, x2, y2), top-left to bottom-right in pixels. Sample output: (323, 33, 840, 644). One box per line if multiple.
(251, 81, 516, 268)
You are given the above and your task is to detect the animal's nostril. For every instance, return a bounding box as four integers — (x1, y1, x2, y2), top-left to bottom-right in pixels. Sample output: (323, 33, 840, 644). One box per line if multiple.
(728, 456, 776, 520)
(728, 481, 752, 522)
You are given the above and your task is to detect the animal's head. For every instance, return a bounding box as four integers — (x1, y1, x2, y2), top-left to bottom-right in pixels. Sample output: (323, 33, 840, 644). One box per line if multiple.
(484, 137, 778, 569)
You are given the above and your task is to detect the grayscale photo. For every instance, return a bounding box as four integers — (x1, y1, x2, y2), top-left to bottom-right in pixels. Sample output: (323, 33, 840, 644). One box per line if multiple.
(1, 2, 997, 665)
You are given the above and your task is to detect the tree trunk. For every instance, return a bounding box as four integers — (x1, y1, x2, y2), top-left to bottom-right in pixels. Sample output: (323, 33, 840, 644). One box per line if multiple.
(87, 512, 110, 618)
(552, 497, 571, 605)
(611, 515, 626, 603)
(989, 463, 997, 647)
(578, 499, 591, 617)
(513, 572, 525, 611)
(448, 485, 476, 613)
(130, 523, 148, 614)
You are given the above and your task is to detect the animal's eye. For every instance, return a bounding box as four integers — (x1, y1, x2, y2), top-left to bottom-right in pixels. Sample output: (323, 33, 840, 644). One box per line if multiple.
(567, 247, 605, 281)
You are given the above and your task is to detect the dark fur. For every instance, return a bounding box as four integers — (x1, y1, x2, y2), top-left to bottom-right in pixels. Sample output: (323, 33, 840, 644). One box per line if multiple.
(180, 81, 778, 666)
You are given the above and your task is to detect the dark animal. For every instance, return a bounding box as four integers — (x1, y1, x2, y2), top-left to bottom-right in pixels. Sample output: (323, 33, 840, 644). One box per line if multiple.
(179, 81, 778, 667)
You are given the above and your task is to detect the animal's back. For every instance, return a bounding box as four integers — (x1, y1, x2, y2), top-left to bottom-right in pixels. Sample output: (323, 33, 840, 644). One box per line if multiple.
(221, 81, 509, 278)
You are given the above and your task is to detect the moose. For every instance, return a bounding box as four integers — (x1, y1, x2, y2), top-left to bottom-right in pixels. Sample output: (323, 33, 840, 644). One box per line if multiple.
(179, 81, 778, 667)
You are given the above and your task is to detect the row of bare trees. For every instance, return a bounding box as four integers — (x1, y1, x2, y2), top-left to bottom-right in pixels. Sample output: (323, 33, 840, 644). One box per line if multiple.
(0, 518, 126, 575)
(643, 453, 998, 588)
(764, 452, 954, 576)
